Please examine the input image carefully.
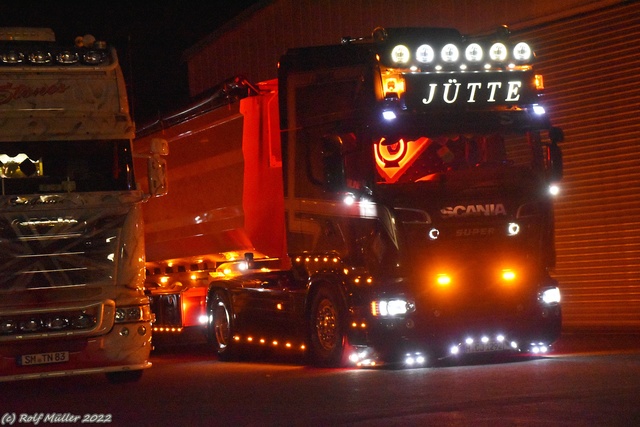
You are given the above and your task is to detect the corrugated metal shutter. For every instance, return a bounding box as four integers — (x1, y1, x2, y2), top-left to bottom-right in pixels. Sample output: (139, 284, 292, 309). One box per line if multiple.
(518, 2, 640, 329)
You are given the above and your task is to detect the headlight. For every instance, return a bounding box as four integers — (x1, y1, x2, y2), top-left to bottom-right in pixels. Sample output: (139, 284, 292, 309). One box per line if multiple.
(540, 287, 561, 304)
(115, 305, 152, 323)
(371, 299, 414, 317)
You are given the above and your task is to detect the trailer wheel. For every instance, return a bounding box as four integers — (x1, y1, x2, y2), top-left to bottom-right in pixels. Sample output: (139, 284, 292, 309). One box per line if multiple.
(209, 290, 239, 361)
(308, 286, 345, 367)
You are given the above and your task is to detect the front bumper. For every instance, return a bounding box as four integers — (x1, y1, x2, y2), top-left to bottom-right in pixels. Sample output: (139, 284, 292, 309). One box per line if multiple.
(0, 322, 152, 382)
(0, 299, 153, 382)
(346, 288, 562, 366)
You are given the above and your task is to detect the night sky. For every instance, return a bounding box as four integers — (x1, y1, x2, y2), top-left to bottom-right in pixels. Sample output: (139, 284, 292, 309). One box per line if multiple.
(1, 1, 259, 124)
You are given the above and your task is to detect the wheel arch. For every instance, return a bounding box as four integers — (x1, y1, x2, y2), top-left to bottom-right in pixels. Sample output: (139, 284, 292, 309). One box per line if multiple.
(304, 271, 349, 318)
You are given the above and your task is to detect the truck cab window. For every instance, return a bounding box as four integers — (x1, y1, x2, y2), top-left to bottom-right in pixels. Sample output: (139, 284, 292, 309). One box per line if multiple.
(374, 132, 540, 184)
(0, 139, 135, 195)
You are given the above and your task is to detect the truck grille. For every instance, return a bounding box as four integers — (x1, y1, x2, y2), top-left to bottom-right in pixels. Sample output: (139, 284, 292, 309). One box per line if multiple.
(0, 212, 125, 291)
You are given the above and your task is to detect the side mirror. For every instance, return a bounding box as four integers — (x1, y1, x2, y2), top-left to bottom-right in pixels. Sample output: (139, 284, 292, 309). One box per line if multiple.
(147, 138, 168, 197)
(147, 154, 168, 197)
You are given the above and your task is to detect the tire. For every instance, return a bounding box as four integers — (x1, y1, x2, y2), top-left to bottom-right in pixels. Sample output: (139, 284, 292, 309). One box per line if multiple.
(308, 285, 346, 367)
(209, 289, 240, 361)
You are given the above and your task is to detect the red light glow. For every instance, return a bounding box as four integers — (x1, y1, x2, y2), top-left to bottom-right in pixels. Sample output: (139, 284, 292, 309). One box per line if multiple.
(374, 136, 431, 183)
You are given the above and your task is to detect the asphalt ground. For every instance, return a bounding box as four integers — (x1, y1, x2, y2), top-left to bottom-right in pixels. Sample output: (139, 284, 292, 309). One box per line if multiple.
(553, 329, 640, 354)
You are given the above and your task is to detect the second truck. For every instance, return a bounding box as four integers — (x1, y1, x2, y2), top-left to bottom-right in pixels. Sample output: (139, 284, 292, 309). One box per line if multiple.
(135, 26, 563, 367)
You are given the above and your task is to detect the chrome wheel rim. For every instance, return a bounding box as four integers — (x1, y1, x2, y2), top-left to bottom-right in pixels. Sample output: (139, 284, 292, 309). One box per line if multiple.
(214, 300, 231, 349)
(314, 298, 338, 351)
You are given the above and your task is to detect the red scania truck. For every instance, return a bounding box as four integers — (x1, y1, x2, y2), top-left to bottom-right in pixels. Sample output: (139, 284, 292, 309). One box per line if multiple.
(135, 27, 563, 367)
(0, 28, 165, 382)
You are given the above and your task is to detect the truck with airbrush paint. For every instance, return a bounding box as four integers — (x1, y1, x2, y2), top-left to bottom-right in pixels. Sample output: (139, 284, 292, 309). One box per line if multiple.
(0, 28, 166, 381)
(136, 26, 563, 367)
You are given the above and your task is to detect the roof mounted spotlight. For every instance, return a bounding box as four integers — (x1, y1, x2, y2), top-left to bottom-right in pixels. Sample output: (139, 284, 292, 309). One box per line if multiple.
(496, 25, 511, 39)
(372, 27, 388, 42)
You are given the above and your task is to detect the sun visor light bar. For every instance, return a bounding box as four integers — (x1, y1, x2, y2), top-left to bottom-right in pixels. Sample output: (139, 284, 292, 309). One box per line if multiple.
(376, 28, 534, 71)
(0, 30, 111, 67)
(388, 40, 532, 69)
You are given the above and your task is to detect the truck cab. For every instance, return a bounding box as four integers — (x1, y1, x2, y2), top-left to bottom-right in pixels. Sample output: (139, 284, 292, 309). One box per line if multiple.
(0, 28, 158, 382)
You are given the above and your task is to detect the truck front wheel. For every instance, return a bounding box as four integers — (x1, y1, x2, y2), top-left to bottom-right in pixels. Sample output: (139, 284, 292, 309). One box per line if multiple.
(308, 286, 346, 367)
(209, 290, 239, 361)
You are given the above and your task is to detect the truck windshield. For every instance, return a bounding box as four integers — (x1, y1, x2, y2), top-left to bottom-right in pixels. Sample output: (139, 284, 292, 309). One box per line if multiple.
(373, 131, 541, 184)
(0, 139, 135, 195)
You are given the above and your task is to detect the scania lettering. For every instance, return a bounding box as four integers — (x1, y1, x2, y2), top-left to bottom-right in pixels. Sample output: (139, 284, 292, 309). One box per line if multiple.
(135, 26, 563, 367)
(0, 28, 166, 382)
(441, 204, 507, 218)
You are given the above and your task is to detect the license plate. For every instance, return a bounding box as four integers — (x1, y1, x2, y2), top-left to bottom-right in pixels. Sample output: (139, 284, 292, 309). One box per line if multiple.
(18, 351, 69, 366)
(464, 341, 506, 353)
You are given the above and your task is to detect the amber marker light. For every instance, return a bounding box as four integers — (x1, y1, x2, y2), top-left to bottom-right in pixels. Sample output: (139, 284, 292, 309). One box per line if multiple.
(436, 273, 452, 286)
(501, 269, 516, 282)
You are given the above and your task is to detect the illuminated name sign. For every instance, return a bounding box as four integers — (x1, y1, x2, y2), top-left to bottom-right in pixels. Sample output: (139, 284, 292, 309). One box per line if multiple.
(404, 71, 537, 109)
